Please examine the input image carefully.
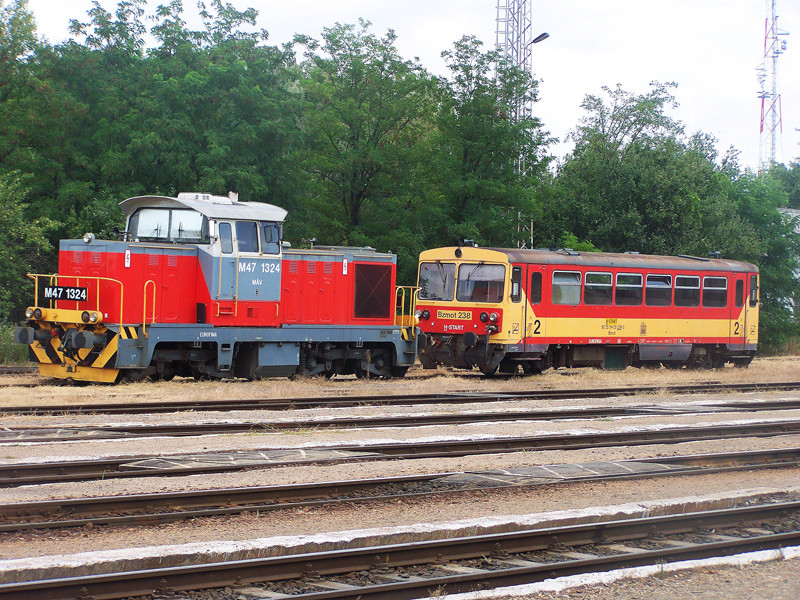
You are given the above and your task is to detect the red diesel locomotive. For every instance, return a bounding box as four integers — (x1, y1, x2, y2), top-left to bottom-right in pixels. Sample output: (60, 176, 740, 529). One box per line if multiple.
(15, 193, 418, 382)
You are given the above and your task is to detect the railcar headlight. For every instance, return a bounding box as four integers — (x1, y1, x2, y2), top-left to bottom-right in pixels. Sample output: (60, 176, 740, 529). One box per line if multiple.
(33, 308, 43, 320)
(81, 311, 90, 323)
(25, 307, 34, 319)
(414, 309, 422, 318)
(489, 312, 499, 322)
(480, 312, 489, 323)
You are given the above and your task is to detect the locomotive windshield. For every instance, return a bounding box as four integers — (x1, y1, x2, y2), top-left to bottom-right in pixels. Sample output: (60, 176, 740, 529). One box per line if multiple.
(418, 262, 456, 300)
(456, 263, 505, 303)
(129, 208, 209, 244)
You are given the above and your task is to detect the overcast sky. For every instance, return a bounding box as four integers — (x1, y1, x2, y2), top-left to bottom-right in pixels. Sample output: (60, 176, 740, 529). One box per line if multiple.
(26, 0, 800, 170)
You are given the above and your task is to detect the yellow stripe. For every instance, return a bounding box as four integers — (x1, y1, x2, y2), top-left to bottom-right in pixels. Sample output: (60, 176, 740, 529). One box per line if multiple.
(92, 334, 118, 368)
(38, 363, 119, 383)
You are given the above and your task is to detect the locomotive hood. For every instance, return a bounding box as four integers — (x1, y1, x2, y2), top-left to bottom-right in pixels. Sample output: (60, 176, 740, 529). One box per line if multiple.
(120, 192, 288, 223)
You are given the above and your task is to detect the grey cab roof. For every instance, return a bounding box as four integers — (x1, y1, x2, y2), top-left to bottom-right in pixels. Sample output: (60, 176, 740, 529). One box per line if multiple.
(120, 192, 288, 223)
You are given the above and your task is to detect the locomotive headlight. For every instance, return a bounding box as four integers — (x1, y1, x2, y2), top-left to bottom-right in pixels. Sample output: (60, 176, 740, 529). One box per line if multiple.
(422, 309, 430, 320)
(83, 232, 95, 244)
(33, 308, 43, 320)
(89, 312, 99, 323)
(479, 312, 489, 323)
(489, 312, 499, 322)
(81, 311, 90, 323)
(25, 307, 34, 319)
(414, 309, 422, 318)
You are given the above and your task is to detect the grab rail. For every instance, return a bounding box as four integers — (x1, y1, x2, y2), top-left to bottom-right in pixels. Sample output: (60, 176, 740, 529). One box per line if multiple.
(27, 273, 124, 323)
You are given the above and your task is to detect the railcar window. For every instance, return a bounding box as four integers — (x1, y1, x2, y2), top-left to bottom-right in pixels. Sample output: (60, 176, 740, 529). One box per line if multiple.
(702, 276, 728, 308)
(511, 266, 523, 302)
(615, 273, 643, 305)
(735, 279, 745, 307)
(749, 274, 759, 307)
(457, 263, 505, 303)
(675, 275, 701, 307)
(645, 274, 672, 306)
(260, 222, 282, 254)
(219, 223, 233, 254)
(236, 221, 259, 253)
(584, 272, 612, 305)
(418, 262, 456, 301)
(552, 271, 581, 305)
(530, 272, 542, 304)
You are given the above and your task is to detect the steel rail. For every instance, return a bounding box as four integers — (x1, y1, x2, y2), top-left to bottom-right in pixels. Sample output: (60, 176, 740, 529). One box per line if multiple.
(1, 448, 798, 533)
(1, 501, 798, 600)
(2, 380, 800, 415)
(6, 398, 800, 443)
(2, 420, 800, 487)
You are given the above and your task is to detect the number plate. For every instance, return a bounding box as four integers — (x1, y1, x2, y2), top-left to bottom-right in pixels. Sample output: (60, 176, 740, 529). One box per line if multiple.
(43, 286, 88, 302)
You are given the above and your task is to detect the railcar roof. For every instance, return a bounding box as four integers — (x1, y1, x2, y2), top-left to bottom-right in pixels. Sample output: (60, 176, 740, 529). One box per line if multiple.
(120, 193, 288, 222)
(422, 247, 758, 273)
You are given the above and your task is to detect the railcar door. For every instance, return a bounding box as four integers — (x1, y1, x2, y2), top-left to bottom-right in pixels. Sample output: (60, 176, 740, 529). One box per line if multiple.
(730, 274, 746, 350)
(524, 264, 546, 352)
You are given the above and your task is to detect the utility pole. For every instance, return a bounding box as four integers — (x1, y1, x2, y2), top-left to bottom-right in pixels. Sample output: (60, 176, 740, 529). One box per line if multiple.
(757, 0, 789, 173)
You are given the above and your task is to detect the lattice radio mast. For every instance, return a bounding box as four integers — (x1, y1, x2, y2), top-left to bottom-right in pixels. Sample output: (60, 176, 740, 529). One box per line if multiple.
(757, 0, 789, 172)
(496, 0, 547, 248)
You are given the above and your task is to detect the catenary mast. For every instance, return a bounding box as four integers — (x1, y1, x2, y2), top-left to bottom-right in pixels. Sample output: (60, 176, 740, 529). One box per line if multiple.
(757, 0, 789, 172)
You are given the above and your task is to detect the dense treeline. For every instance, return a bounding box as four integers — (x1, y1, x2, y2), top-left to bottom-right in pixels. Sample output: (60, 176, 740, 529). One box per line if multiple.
(1, 0, 799, 350)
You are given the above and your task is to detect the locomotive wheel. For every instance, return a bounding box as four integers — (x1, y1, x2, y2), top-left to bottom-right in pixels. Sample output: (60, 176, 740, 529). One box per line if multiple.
(479, 365, 498, 376)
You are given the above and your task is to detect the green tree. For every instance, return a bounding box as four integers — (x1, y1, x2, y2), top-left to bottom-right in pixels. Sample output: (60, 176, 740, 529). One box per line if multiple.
(292, 21, 436, 246)
(434, 36, 550, 247)
(0, 173, 52, 321)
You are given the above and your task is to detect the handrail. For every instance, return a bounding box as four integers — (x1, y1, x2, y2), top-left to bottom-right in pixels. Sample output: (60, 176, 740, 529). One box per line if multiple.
(27, 273, 124, 324)
(143, 279, 156, 337)
(395, 285, 419, 338)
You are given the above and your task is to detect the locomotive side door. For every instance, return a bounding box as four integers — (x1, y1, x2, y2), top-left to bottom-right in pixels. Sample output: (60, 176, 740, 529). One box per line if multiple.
(524, 264, 546, 352)
(216, 221, 236, 300)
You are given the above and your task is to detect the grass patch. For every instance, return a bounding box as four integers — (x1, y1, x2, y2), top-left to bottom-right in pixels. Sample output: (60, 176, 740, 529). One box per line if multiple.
(0, 322, 29, 365)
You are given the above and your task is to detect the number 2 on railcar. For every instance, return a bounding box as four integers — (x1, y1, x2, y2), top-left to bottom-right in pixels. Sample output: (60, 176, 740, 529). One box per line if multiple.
(414, 245, 758, 374)
(15, 193, 418, 382)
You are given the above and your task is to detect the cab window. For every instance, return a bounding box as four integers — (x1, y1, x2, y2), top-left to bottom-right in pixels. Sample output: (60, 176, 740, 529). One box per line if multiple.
(129, 208, 209, 244)
(235, 221, 259, 253)
(457, 263, 505, 303)
(260, 222, 281, 254)
(418, 262, 456, 301)
(219, 223, 233, 254)
(749, 274, 759, 307)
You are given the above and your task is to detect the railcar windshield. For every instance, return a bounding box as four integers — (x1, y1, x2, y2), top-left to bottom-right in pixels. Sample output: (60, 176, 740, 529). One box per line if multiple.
(418, 262, 456, 301)
(129, 208, 209, 244)
(457, 263, 505, 303)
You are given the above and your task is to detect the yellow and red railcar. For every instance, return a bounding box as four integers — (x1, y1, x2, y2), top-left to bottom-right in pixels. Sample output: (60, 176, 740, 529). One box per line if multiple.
(414, 246, 758, 374)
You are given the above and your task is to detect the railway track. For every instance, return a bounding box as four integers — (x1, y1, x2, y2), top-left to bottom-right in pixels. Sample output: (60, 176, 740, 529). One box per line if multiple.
(2, 380, 800, 415)
(2, 499, 798, 600)
(1, 448, 798, 534)
(4, 397, 800, 443)
(3, 419, 800, 487)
